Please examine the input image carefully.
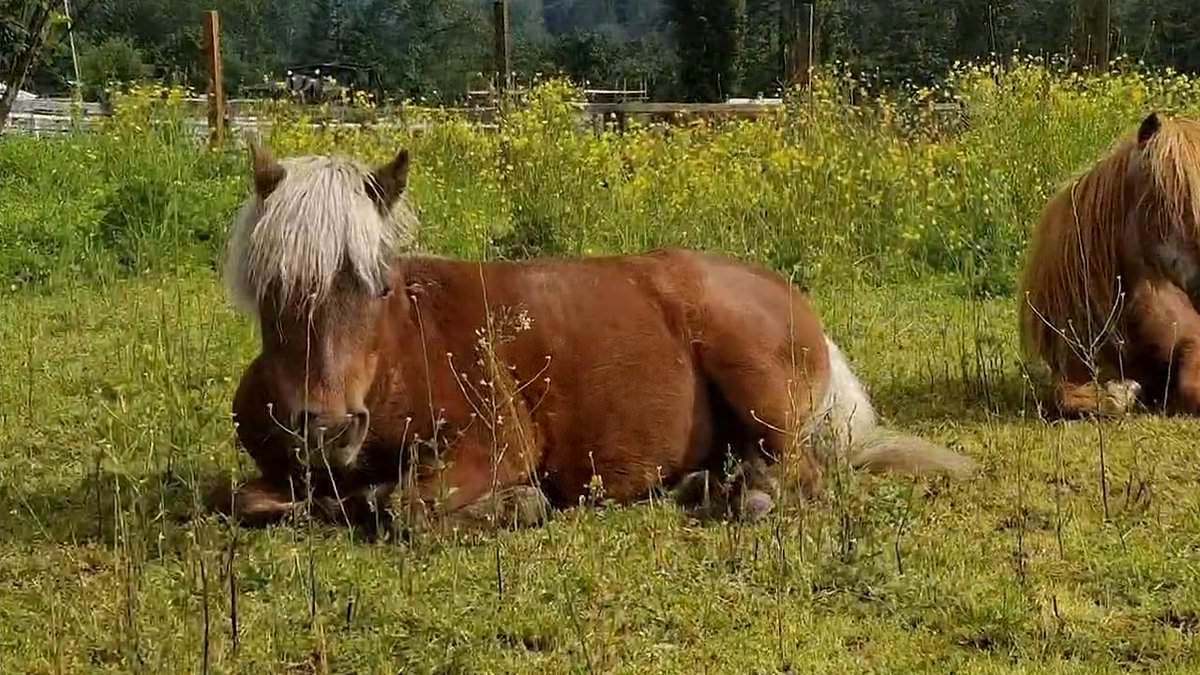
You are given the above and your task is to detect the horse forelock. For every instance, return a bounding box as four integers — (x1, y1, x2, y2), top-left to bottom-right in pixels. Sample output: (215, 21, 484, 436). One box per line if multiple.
(223, 155, 419, 316)
(1142, 117, 1200, 237)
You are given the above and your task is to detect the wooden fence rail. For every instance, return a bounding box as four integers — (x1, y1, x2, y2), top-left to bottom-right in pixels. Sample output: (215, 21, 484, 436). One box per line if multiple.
(3, 95, 967, 139)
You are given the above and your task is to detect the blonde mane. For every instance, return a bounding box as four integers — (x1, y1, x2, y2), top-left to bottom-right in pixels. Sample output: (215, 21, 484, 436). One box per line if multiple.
(1019, 115, 1200, 375)
(223, 154, 419, 314)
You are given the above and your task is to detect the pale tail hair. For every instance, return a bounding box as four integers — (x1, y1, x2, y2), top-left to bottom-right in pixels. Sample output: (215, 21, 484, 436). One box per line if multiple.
(223, 154, 420, 314)
(818, 337, 978, 478)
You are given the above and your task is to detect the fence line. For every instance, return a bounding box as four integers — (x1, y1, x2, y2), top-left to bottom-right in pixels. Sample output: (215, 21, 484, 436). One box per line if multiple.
(3, 95, 966, 138)
(2, 96, 448, 137)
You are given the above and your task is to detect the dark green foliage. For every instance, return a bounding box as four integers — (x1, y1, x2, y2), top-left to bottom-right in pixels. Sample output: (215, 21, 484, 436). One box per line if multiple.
(817, 0, 1076, 86)
(297, 0, 342, 65)
(9, 0, 1200, 101)
(77, 36, 149, 101)
(523, 29, 674, 96)
(1122, 0, 1200, 73)
(738, 0, 782, 97)
(666, 0, 741, 101)
(821, 0, 957, 84)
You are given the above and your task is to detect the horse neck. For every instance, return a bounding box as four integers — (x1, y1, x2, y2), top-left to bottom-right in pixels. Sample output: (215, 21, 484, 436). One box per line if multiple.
(369, 263, 442, 395)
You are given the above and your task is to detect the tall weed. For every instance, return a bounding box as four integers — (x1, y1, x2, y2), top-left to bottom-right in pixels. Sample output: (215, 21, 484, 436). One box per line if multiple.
(4, 58, 1200, 293)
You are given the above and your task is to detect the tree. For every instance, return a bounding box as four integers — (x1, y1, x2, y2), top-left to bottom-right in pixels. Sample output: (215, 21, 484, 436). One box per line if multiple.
(1072, 0, 1111, 68)
(738, 0, 782, 97)
(78, 35, 149, 100)
(820, 0, 956, 85)
(1121, 0, 1200, 73)
(0, 0, 64, 128)
(667, 0, 741, 101)
(336, 0, 490, 101)
(15, 0, 1200, 108)
(297, 0, 341, 64)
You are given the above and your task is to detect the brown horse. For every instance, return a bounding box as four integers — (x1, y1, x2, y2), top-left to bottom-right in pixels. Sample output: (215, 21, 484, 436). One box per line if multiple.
(209, 144, 976, 532)
(1020, 113, 1200, 417)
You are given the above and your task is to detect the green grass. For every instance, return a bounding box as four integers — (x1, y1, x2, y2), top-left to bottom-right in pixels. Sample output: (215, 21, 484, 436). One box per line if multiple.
(4, 270, 1200, 674)
(7, 60, 1200, 673)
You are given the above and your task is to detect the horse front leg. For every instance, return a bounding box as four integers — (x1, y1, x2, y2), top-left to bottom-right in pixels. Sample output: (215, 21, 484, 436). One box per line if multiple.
(208, 468, 397, 533)
(206, 475, 305, 527)
(1127, 278, 1200, 413)
(387, 438, 550, 532)
(1053, 369, 1143, 418)
(314, 477, 550, 536)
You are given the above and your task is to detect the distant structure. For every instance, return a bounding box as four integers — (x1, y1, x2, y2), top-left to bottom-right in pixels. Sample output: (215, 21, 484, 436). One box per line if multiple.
(242, 61, 382, 103)
(0, 83, 38, 100)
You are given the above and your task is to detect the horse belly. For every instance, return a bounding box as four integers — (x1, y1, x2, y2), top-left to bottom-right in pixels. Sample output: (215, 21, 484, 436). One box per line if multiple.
(535, 334, 708, 506)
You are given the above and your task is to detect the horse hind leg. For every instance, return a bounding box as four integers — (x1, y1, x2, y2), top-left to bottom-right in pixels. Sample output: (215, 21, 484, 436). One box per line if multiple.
(698, 350, 826, 504)
(671, 469, 721, 517)
(671, 453, 778, 523)
(727, 452, 780, 522)
(673, 382, 788, 522)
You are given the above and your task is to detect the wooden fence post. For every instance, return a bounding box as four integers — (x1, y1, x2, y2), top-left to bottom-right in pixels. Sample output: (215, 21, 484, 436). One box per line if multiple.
(1073, 0, 1111, 70)
(781, 1, 815, 90)
(63, 0, 82, 106)
(493, 0, 512, 108)
(802, 3, 815, 88)
(203, 10, 225, 146)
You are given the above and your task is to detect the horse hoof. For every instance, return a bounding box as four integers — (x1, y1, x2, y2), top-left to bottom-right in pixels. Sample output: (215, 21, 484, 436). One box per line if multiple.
(671, 470, 719, 509)
(504, 485, 550, 528)
(737, 489, 775, 523)
(1101, 379, 1142, 416)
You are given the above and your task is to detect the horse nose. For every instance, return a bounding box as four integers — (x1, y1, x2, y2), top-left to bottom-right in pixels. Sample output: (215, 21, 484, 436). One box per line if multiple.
(294, 409, 325, 434)
(350, 408, 369, 427)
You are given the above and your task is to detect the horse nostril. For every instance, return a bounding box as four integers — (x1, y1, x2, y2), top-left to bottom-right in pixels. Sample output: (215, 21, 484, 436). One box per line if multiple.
(350, 409, 369, 427)
(295, 409, 322, 433)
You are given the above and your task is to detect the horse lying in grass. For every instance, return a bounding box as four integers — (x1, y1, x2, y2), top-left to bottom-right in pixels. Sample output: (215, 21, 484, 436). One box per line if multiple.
(208, 144, 977, 533)
(1020, 112, 1200, 416)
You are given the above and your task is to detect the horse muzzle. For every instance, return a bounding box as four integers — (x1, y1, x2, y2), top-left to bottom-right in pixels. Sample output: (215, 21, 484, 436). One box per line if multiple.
(290, 408, 370, 468)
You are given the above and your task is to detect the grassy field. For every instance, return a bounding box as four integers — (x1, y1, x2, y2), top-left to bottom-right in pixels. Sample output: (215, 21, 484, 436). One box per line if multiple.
(4, 61, 1200, 673)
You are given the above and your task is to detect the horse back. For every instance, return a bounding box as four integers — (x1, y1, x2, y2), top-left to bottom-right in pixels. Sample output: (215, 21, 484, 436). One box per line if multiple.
(383, 249, 829, 504)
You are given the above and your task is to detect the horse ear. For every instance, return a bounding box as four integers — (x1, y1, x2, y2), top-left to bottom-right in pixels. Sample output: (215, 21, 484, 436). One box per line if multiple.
(249, 140, 286, 199)
(1138, 112, 1161, 147)
(368, 148, 410, 210)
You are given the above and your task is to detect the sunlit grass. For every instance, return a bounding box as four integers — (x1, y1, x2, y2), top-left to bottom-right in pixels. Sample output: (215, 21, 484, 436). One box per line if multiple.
(4, 58, 1200, 672)
(3, 274, 1200, 672)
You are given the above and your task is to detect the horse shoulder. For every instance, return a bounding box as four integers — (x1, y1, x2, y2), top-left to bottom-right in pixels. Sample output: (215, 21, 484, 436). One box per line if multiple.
(1148, 232, 1200, 302)
(231, 356, 295, 481)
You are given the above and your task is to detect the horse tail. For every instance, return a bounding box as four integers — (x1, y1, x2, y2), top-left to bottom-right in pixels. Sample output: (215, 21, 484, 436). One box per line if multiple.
(821, 337, 977, 479)
(846, 428, 978, 478)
